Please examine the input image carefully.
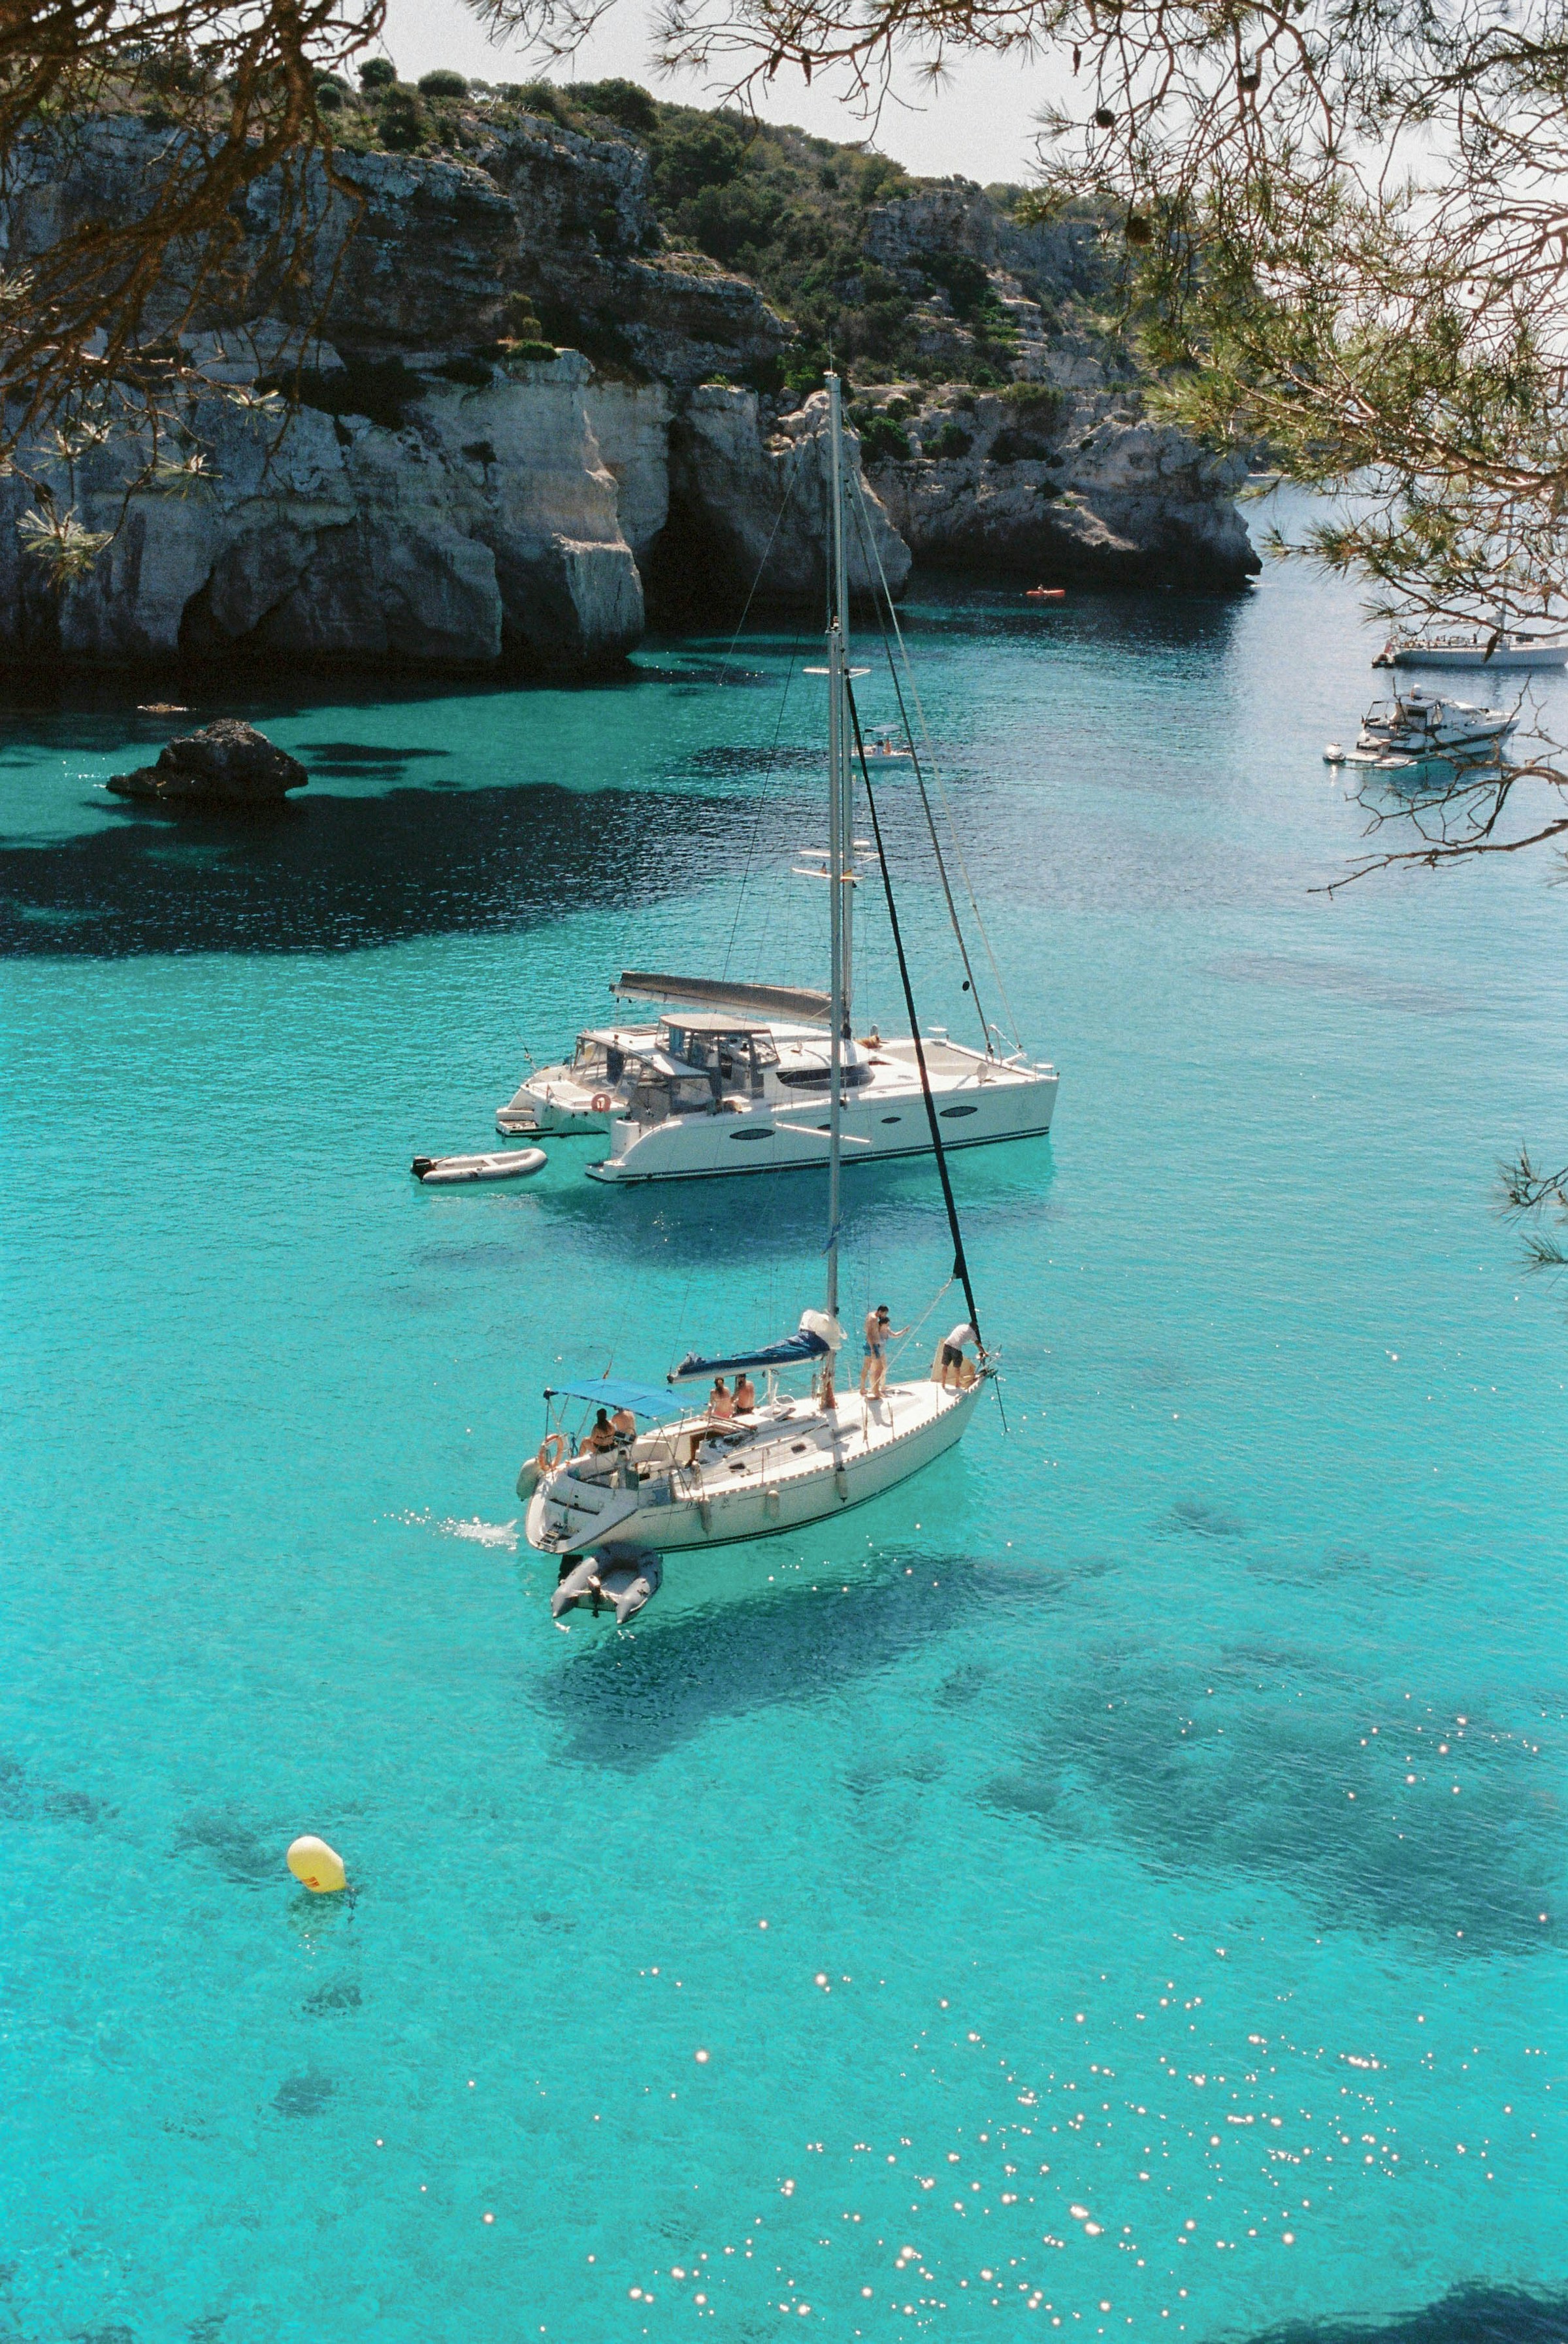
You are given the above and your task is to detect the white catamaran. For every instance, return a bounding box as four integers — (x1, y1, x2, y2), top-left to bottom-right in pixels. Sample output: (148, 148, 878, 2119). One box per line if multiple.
(522, 378, 992, 1589)
(495, 410, 1058, 1184)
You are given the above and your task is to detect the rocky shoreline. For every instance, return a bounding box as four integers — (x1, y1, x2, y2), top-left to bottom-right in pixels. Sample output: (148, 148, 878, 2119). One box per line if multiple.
(0, 116, 1258, 677)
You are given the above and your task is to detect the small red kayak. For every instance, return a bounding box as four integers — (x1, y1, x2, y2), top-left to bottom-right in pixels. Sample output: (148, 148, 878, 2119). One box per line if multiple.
(1026, 587, 1066, 600)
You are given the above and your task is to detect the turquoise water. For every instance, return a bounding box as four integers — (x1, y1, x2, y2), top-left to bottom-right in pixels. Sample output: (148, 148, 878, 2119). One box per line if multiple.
(3, 523, 1566, 2343)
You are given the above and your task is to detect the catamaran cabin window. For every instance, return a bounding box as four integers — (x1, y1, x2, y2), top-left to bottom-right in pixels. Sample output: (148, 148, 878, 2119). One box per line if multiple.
(661, 1026, 779, 1090)
(572, 1037, 621, 1082)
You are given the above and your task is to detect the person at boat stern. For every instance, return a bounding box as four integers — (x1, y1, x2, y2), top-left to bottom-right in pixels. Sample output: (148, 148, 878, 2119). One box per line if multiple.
(937, 1322, 977, 1390)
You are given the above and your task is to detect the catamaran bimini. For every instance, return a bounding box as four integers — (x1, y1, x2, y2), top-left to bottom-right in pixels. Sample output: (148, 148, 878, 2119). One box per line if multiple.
(495, 407, 1058, 1182)
(523, 377, 994, 1571)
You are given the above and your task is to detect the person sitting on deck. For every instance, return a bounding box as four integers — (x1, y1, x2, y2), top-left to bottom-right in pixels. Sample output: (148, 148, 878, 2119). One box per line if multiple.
(585, 1408, 617, 1454)
(610, 1404, 637, 1441)
(708, 1376, 735, 1421)
(732, 1373, 756, 1414)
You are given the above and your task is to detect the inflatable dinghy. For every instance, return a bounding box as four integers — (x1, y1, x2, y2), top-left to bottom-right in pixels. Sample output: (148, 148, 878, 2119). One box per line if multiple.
(412, 1147, 546, 1184)
(551, 1542, 662, 1625)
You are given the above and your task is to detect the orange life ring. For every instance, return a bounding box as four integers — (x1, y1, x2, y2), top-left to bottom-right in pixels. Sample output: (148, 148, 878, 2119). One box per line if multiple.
(536, 1431, 568, 1472)
(590, 1092, 612, 1113)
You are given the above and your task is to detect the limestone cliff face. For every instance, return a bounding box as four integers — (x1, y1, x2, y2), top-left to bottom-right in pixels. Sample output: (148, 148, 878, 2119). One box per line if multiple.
(0, 120, 1256, 673)
(865, 385, 1260, 586)
(662, 388, 911, 612)
(0, 118, 791, 672)
(0, 352, 645, 670)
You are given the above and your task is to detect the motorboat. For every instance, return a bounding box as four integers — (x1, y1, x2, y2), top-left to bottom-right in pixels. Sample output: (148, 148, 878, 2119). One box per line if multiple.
(1373, 631, 1566, 672)
(862, 726, 913, 760)
(523, 376, 994, 1575)
(1328, 687, 1516, 771)
(412, 1147, 546, 1183)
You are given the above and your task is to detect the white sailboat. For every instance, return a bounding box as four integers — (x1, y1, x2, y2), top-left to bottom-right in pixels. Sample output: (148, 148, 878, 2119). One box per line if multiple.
(495, 413, 1058, 1182)
(523, 378, 992, 1574)
(1373, 632, 1566, 673)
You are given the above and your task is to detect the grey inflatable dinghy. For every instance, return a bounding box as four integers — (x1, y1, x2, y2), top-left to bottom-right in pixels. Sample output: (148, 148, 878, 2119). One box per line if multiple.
(412, 1147, 546, 1184)
(552, 1542, 662, 1625)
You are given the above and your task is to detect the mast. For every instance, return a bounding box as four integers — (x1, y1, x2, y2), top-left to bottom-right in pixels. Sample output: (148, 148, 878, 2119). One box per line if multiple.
(824, 372, 847, 1331)
(830, 374, 854, 1031)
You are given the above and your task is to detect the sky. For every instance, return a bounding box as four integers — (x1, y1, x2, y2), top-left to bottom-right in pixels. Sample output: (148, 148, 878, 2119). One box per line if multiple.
(380, 0, 1065, 184)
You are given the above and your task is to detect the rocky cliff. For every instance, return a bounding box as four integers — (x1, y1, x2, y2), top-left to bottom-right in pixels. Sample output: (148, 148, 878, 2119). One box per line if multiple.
(0, 112, 1255, 676)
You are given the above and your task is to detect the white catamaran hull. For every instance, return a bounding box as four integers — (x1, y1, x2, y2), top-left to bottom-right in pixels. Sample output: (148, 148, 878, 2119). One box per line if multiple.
(525, 1378, 982, 1556)
(585, 1054, 1057, 1184)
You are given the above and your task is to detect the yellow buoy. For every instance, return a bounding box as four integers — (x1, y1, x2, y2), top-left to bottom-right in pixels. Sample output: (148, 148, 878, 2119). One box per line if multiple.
(287, 1834, 347, 1893)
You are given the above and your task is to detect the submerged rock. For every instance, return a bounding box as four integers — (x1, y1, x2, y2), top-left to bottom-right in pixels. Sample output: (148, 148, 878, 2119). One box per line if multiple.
(107, 719, 308, 807)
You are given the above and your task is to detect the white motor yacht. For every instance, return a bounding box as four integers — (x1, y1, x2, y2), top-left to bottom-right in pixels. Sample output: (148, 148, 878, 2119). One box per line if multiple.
(523, 377, 994, 1572)
(1328, 687, 1516, 771)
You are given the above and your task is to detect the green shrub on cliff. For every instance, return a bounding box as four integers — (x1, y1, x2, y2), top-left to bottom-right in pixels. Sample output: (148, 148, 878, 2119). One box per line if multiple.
(850, 406, 912, 462)
(320, 69, 1094, 389)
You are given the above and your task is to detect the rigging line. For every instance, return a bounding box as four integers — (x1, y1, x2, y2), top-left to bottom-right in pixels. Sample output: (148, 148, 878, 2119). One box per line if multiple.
(720, 611, 807, 981)
(711, 436, 811, 981)
(847, 677, 984, 1351)
(849, 468, 1025, 1053)
(711, 432, 809, 692)
(881, 1275, 955, 1372)
(848, 485, 992, 1054)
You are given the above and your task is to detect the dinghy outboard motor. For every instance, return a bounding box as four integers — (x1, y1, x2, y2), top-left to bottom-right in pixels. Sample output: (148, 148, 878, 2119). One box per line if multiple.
(551, 1543, 662, 1625)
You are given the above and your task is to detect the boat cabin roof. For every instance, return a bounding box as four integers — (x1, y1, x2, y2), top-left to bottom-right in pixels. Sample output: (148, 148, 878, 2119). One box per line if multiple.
(660, 1012, 776, 1035)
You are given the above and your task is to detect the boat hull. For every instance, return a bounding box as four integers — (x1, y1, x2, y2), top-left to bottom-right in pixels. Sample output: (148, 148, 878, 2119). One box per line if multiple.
(414, 1147, 546, 1183)
(1390, 645, 1566, 671)
(583, 1062, 1058, 1184)
(525, 1378, 983, 1556)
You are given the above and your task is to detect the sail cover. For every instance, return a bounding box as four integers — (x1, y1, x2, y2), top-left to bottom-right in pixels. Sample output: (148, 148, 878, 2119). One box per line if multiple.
(668, 1327, 830, 1384)
(614, 971, 830, 1026)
